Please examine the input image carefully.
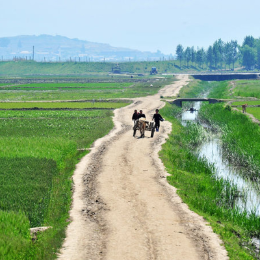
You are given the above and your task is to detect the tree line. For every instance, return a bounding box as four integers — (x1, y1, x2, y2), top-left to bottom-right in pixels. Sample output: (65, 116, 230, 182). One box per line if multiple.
(176, 36, 260, 70)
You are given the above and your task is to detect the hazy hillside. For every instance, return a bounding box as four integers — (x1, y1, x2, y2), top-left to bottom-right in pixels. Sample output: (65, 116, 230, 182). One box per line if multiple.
(0, 35, 169, 62)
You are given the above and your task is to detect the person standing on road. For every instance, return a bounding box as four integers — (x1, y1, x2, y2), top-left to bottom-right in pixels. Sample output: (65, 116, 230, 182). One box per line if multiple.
(132, 110, 139, 125)
(152, 109, 164, 132)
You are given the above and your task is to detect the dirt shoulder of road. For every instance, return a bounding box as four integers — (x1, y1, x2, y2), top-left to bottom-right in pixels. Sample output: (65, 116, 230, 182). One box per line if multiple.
(58, 75, 228, 260)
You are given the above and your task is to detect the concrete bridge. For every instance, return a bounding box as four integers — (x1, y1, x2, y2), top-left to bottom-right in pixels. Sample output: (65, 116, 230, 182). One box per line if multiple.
(171, 98, 223, 107)
(191, 73, 260, 81)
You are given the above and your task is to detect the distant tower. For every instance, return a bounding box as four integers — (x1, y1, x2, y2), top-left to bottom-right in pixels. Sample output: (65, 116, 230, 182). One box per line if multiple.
(32, 46, 34, 61)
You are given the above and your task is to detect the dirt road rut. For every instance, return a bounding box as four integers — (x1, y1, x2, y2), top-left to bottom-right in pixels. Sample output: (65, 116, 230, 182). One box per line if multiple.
(58, 75, 228, 260)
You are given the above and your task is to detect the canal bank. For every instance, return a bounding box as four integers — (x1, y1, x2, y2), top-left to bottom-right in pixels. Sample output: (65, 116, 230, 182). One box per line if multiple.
(160, 101, 260, 260)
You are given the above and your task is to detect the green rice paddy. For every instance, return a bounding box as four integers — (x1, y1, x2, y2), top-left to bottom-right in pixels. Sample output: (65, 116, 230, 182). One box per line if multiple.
(233, 80, 260, 99)
(0, 101, 129, 109)
(0, 109, 114, 259)
(0, 80, 168, 101)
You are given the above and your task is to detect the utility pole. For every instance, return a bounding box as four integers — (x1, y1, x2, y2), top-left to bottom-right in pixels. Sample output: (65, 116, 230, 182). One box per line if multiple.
(32, 46, 34, 61)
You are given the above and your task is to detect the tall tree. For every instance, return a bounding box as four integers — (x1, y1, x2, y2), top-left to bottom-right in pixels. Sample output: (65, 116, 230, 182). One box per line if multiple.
(241, 45, 256, 70)
(191, 46, 196, 65)
(243, 36, 255, 47)
(184, 47, 191, 67)
(176, 44, 184, 68)
(256, 39, 260, 69)
(217, 39, 225, 70)
(230, 40, 238, 70)
(196, 48, 206, 68)
(212, 40, 220, 68)
(207, 46, 214, 68)
(225, 42, 232, 69)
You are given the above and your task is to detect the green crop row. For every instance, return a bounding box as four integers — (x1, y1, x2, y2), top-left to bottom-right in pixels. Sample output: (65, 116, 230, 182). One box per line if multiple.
(0, 109, 115, 259)
(232, 101, 260, 106)
(0, 101, 129, 109)
(0, 110, 105, 118)
(160, 103, 260, 259)
(0, 82, 132, 91)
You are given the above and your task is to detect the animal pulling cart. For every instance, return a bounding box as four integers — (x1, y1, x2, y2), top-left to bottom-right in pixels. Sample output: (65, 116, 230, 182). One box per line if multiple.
(133, 119, 156, 138)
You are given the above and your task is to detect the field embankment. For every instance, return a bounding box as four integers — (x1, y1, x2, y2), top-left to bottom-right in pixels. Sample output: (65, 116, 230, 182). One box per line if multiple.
(0, 60, 248, 76)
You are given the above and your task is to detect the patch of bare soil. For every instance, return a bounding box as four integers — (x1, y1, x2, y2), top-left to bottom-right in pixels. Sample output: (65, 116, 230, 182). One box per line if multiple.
(58, 75, 228, 260)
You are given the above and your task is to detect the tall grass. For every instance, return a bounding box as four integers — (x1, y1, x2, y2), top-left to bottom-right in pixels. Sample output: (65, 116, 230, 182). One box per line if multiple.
(0, 211, 33, 260)
(160, 103, 260, 259)
(200, 103, 260, 180)
(207, 80, 230, 99)
(178, 79, 213, 98)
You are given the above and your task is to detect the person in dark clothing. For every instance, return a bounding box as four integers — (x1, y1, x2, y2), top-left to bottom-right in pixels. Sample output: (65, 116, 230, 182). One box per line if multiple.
(152, 109, 163, 132)
(132, 110, 139, 125)
(138, 110, 146, 119)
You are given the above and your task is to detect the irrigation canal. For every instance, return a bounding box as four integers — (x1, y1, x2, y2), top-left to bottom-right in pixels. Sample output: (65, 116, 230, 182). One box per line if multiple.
(182, 101, 260, 250)
(181, 101, 260, 216)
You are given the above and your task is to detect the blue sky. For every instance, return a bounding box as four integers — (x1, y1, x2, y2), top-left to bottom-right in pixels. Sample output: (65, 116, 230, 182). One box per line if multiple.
(1, 0, 259, 54)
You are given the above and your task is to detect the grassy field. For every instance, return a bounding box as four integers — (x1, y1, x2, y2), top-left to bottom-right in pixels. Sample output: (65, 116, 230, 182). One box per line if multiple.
(0, 80, 169, 101)
(0, 109, 115, 259)
(232, 101, 260, 106)
(178, 79, 213, 98)
(232, 80, 260, 99)
(236, 107, 260, 120)
(0, 109, 109, 118)
(0, 101, 129, 109)
(207, 81, 231, 99)
(0, 60, 245, 77)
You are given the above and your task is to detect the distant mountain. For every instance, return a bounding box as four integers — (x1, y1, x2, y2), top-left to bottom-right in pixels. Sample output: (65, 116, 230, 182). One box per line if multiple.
(0, 35, 170, 62)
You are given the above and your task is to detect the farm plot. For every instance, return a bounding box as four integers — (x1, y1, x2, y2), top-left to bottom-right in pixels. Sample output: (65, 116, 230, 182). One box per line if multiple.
(0, 109, 114, 259)
(0, 101, 129, 109)
(232, 80, 260, 98)
(0, 80, 166, 101)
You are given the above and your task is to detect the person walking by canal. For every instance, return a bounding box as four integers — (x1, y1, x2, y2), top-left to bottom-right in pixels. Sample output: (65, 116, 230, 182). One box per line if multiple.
(152, 109, 164, 132)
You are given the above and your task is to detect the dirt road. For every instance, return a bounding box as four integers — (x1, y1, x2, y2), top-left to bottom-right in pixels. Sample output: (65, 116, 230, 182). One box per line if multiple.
(58, 75, 228, 260)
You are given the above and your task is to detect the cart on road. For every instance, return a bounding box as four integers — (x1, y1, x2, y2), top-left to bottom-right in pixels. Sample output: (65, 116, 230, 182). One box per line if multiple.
(133, 119, 156, 138)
